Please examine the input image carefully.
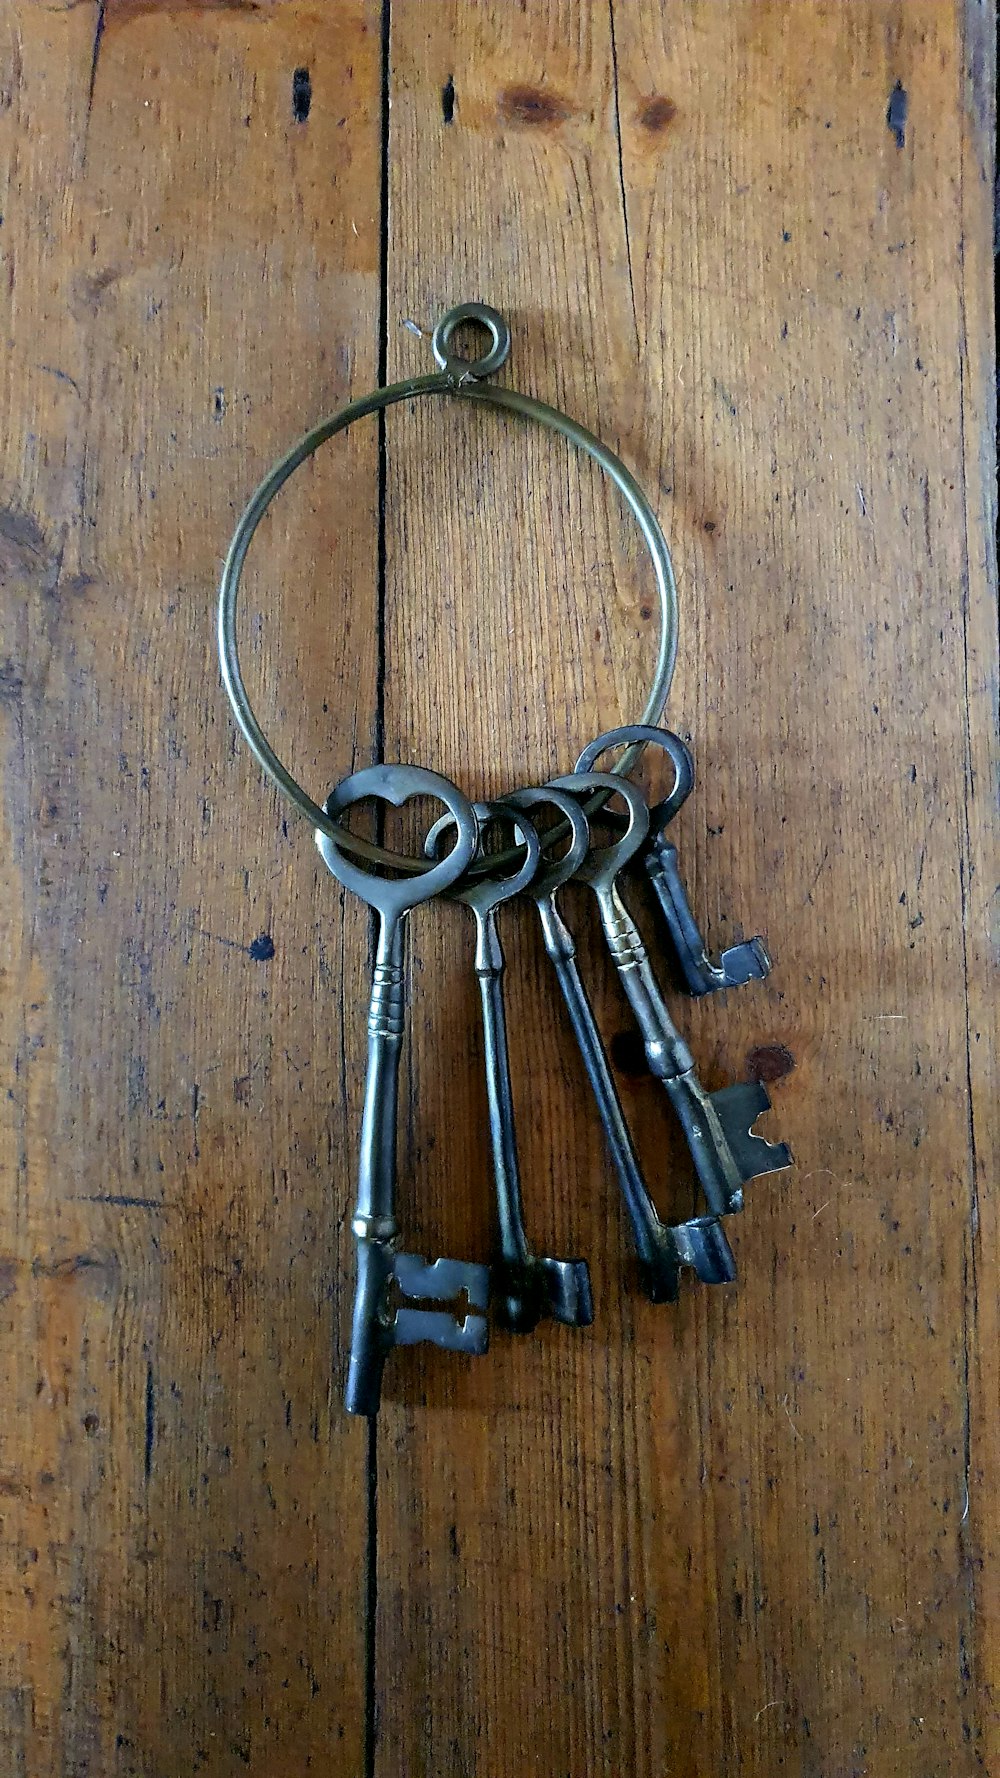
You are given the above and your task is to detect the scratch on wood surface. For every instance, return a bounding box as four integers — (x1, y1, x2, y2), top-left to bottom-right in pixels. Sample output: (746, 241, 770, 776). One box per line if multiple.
(76, 1195, 167, 1210)
(781, 1397, 804, 1443)
(39, 365, 83, 399)
(144, 1363, 155, 1482)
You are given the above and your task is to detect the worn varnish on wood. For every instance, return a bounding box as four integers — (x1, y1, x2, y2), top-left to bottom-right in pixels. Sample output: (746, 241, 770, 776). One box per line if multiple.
(0, 3, 996, 1775)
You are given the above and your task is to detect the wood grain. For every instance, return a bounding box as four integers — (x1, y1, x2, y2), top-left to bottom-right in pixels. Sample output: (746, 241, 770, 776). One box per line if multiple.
(0, 2, 995, 1776)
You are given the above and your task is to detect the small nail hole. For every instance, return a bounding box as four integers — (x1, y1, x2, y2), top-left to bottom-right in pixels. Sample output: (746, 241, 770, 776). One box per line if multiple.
(292, 67, 311, 123)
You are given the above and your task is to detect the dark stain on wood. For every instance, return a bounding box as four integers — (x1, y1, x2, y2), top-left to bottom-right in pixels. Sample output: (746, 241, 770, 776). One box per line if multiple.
(0, 505, 46, 560)
(498, 84, 571, 127)
(0, 659, 24, 702)
(71, 265, 122, 317)
(746, 1043, 796, 1084)
(32, 1252, 110, 1281)
(637, 94, 676, 133)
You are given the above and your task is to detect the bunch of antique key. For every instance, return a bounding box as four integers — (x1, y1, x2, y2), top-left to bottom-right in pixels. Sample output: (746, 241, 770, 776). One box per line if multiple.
(316, 722, 792, 1416)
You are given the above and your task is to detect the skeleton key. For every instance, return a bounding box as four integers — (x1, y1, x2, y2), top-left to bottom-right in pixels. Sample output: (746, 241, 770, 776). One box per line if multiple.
(575, 725, 771, 997)
(316, 764, 490, 1417)
(550, 771, 792, 1227)
(504, 785, 734, 1301)
(426, 800, 593, 1332)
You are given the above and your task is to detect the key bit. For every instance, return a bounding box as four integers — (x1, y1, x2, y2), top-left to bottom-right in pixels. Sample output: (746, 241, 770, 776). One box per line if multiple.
(390, 1253, 489, 1355)
(707, 1081, 793, 1202)
(646, 840, 772, 996)
(392, 1251, 491, 1308)
(629, 1212, 741, 1304)
(574, 724, 773, 997)
(660, 1071, 793, 1218)
(665, 1216, 738, 1288)
(345, 1246, 490, 1417)
(492, 1255, 593, 1333)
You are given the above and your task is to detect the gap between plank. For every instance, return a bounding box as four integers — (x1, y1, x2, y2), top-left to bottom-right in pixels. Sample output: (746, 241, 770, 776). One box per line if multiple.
(365, 1412, 379, 1778)
(366, 5, 393, 1773)
(607, 0, 640, 351)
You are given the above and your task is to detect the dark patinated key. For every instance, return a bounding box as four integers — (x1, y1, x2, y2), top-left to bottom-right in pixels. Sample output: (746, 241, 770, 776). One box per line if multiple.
(575, 724, 772, 997)
(551, 771, 792, 1248)
(505, 785, 732, 1302)
(426, 800, 593, 1333)
(316, 765, 490, 1417)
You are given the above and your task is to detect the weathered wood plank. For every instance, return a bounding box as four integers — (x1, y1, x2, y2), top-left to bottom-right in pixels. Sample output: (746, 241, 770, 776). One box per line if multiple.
(958, 0, 1000, 1755)
(0, 6, 381, 1773)
(376, 2, 997, 1774)
(377, 8, 687, 1776)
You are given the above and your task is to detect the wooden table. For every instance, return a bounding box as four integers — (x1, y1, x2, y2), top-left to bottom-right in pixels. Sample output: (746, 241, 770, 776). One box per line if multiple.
(2, 3, 996, 1772)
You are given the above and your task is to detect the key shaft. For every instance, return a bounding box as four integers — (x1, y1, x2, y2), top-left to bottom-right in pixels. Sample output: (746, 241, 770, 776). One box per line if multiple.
(475, 906, 531, 1273)
(443, 799, 593, 1333)
(354, 915, 405, 1236)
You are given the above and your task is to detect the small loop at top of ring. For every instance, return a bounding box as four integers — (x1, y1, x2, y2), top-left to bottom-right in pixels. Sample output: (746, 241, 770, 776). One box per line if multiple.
(431, 302, 511, 381)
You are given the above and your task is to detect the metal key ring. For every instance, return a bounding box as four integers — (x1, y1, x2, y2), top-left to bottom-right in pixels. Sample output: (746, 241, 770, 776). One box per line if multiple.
(218, 302, 679, 871)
